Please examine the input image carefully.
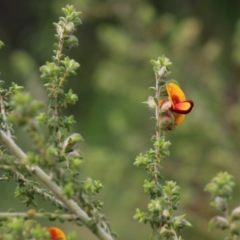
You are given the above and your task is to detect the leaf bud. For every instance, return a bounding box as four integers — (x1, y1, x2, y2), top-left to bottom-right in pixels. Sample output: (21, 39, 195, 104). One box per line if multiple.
(173, 215, 192, 230)
(231, 206, 240, 221)
(209, 216, 228, 230)
(65, 22, 75, 33)
(214, 196, 228, 212)
(62, 133, 84, 153)
(63, 35, 78, 49)
(230, 221, 240, 235)
(158, 66, 167, 78)
(148, 199, 162, 213)
(27, 209, 36, 217)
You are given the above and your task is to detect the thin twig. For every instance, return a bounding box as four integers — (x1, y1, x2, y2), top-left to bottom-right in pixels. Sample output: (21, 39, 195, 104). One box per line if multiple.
(154, 66, 167, 184)
(0, 212, 76, 220)
(0, 95, 11, 137)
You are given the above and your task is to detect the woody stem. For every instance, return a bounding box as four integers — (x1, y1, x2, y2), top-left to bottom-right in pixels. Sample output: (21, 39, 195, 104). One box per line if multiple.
(154, 66, 167, 186)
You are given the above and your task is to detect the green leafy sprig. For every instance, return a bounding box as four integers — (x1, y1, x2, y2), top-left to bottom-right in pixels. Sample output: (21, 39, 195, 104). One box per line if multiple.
(206, 171, 240, 240)
(0, 5, 115, 240)
(134, 56, 191, 240)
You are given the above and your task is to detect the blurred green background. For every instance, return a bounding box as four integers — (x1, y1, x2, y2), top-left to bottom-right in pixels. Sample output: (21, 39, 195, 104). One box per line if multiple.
(1, 0, 240, 239)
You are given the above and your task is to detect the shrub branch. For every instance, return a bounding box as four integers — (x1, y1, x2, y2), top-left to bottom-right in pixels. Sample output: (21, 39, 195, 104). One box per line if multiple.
(0, 130, 114, 240)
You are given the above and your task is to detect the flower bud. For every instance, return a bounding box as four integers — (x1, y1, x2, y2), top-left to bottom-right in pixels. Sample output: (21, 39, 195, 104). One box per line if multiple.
(56, 25, 64, 37)
(230, 221, 240, 235)
(62, 133, 84, 153)
(214, 196, 228, 212)
(173, 215, 192, 230)
(160, 115, 174, 130)
(231, 206, 240, 221)
(27, 209, 36, 217)
(65, 22, 75, 33)
(147, 96, 156, 109)
(158, 66, 167, 78)
(162, 209, 170, 219)
(160, 100, 171, 112)
(209, 216, 228, 230)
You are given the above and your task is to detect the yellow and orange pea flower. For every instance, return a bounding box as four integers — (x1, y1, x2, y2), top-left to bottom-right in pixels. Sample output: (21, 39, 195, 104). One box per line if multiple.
(160, 82, 194, 128)
(48, 227, 66, 240)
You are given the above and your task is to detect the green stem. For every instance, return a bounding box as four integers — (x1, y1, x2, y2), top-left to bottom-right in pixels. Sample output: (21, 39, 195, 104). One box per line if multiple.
(0, 94, 11, 137)
(154, 75, 161, 185)
(172, 229, 179, 240)
(0, 130, 114, 240)
(154, 66, 180, 240)
(55, 37, 63, 67)
(223, 205, 234, 240)
(0, 212, 76, 220)
(154, 66, 167, 184)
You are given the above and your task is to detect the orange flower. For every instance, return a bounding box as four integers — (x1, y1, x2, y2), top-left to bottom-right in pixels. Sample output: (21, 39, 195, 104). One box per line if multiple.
(48, 227, 66, 240)
(166, 82, 193, 113)
(160, 83, 194, 128)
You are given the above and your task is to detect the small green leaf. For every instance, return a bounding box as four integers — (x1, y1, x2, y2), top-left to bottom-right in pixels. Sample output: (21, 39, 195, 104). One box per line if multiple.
(150, 60, 159, 67)
(134, 153, 148, 166)
(148, 86, 157, 92)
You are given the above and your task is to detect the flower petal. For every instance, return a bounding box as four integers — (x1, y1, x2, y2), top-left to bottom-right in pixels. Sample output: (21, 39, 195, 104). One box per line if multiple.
(159, 99, 171, 111)
(175, 114, 185, 125)
(166, 83, 186, 107)
(48, 227, 66, 240)
(171, 100, 194, 114)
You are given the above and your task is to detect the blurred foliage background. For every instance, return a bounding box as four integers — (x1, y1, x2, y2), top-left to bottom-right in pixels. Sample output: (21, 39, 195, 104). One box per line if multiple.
(1, 0, 240, 239)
